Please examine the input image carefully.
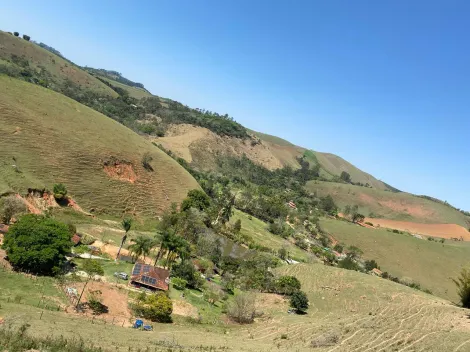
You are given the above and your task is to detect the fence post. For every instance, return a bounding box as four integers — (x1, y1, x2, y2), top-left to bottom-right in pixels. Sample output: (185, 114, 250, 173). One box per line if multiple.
(40, 311, 43, 320)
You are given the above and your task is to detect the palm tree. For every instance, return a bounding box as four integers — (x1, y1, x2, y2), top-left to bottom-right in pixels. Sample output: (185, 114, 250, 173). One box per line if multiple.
(116, 218, 132, 260)
(128, 235, 153, 263)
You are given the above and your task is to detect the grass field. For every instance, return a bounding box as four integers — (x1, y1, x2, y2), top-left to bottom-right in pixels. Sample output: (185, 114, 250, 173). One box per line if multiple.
(0, 31, 117, 97)
(0, 76, 199, 219)
(307, 180, 469, 226)
(2, 263, 470, 351)
(320, 218, 470, 302)
(231, 210, 313, 262)
(97, 75, 154, 99)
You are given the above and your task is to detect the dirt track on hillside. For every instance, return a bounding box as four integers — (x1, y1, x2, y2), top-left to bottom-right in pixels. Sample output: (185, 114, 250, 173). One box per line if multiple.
(366, 218, 470, 240)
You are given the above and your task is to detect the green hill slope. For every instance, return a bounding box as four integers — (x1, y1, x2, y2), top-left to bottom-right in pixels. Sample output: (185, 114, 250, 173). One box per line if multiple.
(0, 76, 199, 218)
(320, 218, 470, 302)
(0, 31, 117, 97)
(307, 180, 469, 226)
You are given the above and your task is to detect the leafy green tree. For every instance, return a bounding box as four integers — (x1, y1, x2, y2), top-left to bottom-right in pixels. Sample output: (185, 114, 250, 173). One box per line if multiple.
(290, 291, 309, 313)
(128, 235, 154, 262)
(53, 183, 67, 201)
(22, 34, 30, 41)
(320, 195, 337, 215)
(352, 213, 365, 223)
(233, 219, 242, 233)
(278, 247, 288, 260)
(364, 259, 379, 272)
(338, 257, 360, 271)
(116, 218, 132, 260)
(133, 292, 173, 323)
(3, 214, 71, 275)
(453, 268, 470, 308)
(13, 32, 19, 37)
(275, 276, 301, 295)
(333, 244, 343, 253)
(340, 171, 351, 183)
(347, 245, 363, 259)
(171, 261, 204, 289)
(181, 189, 211, 212)
(171, 277, 188, 290)
(0, 196, 26, 224)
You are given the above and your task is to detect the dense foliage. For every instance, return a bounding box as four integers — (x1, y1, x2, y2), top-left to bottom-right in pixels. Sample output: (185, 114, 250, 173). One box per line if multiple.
(133, 292, 173, 323)
(290, 291, 309, 313)
(3, 214, 72, 275)
(0, 196, 26, 224)
(453, 268, 470, 308)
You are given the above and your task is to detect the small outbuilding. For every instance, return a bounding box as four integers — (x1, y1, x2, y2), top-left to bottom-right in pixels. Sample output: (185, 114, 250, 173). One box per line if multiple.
(130, 263, 170, 291)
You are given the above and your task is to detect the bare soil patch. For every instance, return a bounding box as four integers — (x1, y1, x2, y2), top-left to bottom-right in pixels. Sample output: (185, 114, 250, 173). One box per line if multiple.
(172, 299, 198, 318)
(366, 218, 470, 240)
(103, 163, 137, 183)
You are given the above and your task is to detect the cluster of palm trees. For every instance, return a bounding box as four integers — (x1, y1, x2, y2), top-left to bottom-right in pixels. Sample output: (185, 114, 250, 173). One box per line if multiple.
(116, 218, 190, 269)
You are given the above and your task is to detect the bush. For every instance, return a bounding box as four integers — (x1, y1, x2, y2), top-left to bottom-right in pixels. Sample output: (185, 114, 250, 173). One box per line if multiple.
(53, 183, 67, 200)
(181, 189, 211, 212)
(14, 32, 19, 37)
(22, 34, 31, 41)
(274, 276, 301, 295)
(171, 277, 188, 290)
(141, 152, 153, 171)
(80, 233, 96, 245)
(290, 291, 309, 313)
(133, 292, 173, 323)
(364, 259, 379, 272)
(338, 257, 360, 271)
(333, 244, 343, 253)
(365, 222, 374, 226)
(0, 196, 26, 224)
(453, 268, 470, 308)
(87, 290, 108, 315)
(3, 214, 72, 275)
(227, 292, 258, 324)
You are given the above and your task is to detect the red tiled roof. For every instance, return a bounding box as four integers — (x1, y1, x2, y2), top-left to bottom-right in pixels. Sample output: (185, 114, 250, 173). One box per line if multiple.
(71, 234, 81, 245)
(130, 264, 170, 291)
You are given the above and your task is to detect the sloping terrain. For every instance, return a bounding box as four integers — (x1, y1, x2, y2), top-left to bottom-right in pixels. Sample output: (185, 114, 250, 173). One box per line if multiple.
(95, 75, 153, 99)
(0, 76, 199, 218)
(307, 181, 469, 226)
(153, 124, 305, 170)
(315, 152, 390, 190)
(3, 263, 470, 351)
(321, 218, 470, 302)
(0, 31, 117, 97)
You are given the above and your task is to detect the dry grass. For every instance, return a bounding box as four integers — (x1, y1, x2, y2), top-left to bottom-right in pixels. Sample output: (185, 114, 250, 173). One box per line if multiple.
(0, 76, 200, 219)
(0, 31, 117, 97)
(97, 75, 154, 99)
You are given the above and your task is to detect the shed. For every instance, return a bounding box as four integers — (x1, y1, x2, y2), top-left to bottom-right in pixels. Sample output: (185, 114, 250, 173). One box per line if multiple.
(71, 234, 81, 246)
(130, 263, 170, 291)
(370, 268, 383, 277)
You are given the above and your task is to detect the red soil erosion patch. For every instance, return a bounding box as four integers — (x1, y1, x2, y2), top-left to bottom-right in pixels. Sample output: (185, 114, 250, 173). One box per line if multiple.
(366, 218, 470, 240)
(359, 194, 436, 219)
(103, 163, 137, 183)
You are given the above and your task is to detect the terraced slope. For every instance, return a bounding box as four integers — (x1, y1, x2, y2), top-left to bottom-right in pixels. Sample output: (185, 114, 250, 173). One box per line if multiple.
(0, 76, 199, 218)
(307, 181, 469, 226)
(0, 31, 117, 97)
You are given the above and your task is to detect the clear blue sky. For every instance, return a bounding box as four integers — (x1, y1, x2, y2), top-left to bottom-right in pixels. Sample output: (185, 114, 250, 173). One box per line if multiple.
(2, 1, 469, 210)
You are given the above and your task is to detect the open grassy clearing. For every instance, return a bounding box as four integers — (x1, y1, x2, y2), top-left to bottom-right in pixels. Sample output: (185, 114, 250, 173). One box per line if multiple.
(0, 31, 117, 97)
(0, 76, 199, 219)
(2, 263, 470, 351)
(307, 180, 469, 226)
(320, 218, 470, 302)
(96, 75, 154, 99)
(231, 210, 312, 262)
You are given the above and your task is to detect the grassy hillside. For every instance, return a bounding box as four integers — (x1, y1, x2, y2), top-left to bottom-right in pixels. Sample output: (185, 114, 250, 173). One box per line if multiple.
(0, 76, 199, 218)
(320, 218, 470, 302)
(307, 180, 469, 226)
(0, 31, 117, 97)
(315, 151, 389, 190)
(2, 262, 470, 351)
(231, 210, 313, 262)
(96, 75, 153, 99)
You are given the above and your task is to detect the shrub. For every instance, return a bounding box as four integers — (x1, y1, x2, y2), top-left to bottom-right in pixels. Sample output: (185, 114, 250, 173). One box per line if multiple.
(0, 196, 26, 224)
(290, 291, 309, 313)
(227, 292, 258, 324)
(274, 275, 301, 295)
(3, 214, 72, 275)
(181, 189, 211, 212)
(278, 247, 288, 260)
(333, 244, 343, 253)
(338, 257, 360, 271)
(171, 277, 188, 290)
(14, 31, 19, 36)
(133, 292, 173, 323)
(453, 268, 470, 308)
(364, 259, 379, 272)
(80, 233, 96, 245)
(22, 34, 30, 41)
(141, 152, 153, 171)
(365, 222, 374, 226)
(53, 183, 67, 200)
(87, 290, 108, 315)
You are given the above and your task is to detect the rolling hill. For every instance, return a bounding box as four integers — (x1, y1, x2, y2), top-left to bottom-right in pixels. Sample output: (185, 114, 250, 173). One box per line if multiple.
(0, 75, 199, 218)
(0, 31, 117, 97)
(307, 180, 470, 227)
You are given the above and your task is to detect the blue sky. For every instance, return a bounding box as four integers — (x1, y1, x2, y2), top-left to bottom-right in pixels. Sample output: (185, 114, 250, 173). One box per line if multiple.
(2, 1, 469, 210)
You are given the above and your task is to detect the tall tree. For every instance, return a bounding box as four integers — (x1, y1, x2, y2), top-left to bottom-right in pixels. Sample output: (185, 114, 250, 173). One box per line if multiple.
(76, 259, 104, 309)
(128, 235, 154, 262)
(116, 218, 132, 260)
